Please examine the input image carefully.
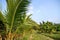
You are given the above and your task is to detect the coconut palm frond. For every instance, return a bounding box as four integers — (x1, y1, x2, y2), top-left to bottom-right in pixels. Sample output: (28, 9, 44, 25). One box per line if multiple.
(6, 0, 30, 33)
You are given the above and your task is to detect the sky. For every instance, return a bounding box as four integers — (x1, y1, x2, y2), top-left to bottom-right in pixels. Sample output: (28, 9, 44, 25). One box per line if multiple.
(0, 0, 1, 9)
(0, 0, 60, 24)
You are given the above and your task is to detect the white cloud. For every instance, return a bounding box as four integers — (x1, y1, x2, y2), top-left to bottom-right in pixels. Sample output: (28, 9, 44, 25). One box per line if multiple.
(28, 6, 33, 10)
(27, 4, 34, 15)
(27, 5, 41, 15)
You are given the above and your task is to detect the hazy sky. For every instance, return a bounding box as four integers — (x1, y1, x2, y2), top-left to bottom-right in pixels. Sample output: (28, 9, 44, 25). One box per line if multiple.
(28, 0, 60, 23)
(0, 0, 60, 24)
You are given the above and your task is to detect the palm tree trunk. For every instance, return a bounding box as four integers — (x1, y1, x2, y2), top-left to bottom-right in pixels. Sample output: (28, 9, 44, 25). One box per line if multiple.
(0, 35, 2, 40)
(6, 33, 13, 40)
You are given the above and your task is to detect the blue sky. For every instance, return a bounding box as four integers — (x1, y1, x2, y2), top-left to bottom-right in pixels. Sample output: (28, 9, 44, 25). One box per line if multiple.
(0, 0, 60, 24)
(0, 0, 2, 10)
(28, 0, 60, 23)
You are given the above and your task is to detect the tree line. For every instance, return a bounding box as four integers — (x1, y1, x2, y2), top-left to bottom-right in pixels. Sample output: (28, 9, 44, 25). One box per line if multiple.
(38, 21, 60, 34)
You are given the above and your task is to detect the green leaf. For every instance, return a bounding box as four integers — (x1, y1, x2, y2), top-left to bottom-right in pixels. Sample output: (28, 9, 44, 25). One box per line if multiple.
(6, 0, 30, 33)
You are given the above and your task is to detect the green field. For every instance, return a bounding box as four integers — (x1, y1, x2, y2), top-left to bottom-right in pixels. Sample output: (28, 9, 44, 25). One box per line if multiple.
(41, 33, 60, 40)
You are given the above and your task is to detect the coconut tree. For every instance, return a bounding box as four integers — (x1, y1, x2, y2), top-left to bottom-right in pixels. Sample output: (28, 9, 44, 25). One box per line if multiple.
(0, 0, 31, 40)
(0, 0, 39, 40)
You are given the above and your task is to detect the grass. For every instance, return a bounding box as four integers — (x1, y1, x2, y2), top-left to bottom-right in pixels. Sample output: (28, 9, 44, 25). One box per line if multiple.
(15, 32, 54, 40)
(41, 33, 60, 40)
(33, 33, 54, 40)
(23, 32, 54, 40)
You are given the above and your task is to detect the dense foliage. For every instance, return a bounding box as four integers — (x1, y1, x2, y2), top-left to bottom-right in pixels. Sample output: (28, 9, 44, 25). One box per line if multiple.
(38, 21, 60, 34)
(0, 0, 60, 40)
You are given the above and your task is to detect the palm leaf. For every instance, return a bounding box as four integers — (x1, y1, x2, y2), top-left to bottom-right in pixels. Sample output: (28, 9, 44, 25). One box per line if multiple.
(0, 12, 6, 39)
(6, 0, 30, 33)
(0, 12, 5, 22)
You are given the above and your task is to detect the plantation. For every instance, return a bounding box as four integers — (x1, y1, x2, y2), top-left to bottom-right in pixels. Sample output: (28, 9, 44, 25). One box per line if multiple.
(0, 0, 60, 40)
